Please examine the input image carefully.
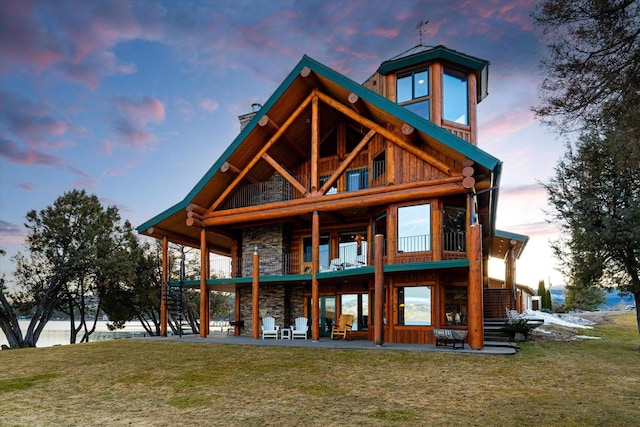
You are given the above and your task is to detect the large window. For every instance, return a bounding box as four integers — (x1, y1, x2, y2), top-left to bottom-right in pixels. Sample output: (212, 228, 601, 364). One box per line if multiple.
(397, 203, 431, 253)
(443, 69, 468, 125)
(398, 286, 432, 326)
(397, 68, 430, 119)
(341, 293, 369, 331)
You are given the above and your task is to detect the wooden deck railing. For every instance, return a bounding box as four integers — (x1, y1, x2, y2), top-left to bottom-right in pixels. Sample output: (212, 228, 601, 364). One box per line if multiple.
(208, 232, 467, 279)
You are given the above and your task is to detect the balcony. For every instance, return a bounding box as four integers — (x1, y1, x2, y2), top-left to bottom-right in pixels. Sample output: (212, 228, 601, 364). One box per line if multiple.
(208, 232, 467, 280)
(220, 160, 387, 210)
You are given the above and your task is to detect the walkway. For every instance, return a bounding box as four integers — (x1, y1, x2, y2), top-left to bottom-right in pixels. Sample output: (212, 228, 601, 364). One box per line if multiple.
(137, 332, 518, 355)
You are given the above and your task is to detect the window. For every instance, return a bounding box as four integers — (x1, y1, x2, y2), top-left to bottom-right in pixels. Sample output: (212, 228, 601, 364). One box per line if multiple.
(346, 169, 368, 191)
(397, 69, 430, 119)
(444, 286, 468, 326)
(372, 151, 386, 181)
(303, 235, 329, 269)
(397, 204, 431, 253)
(443, 205, 466, 252)
(341, 293, 369, 331)
(398, 286, 431, 326)
(372, 213, 387, 258)
(443, 69, 468, 125)
(319, 175, 337, 194)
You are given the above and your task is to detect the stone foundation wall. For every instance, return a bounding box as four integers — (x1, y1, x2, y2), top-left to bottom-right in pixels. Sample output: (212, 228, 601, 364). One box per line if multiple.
(239, 284, 306, 334)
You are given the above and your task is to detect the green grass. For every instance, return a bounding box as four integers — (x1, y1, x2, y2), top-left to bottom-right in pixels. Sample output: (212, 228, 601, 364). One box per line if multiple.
(0, 313, 638, 426)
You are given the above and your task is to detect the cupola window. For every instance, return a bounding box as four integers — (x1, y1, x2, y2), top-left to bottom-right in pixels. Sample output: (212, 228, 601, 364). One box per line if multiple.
(396, 68, 430, 119)
(443, 68, 469, 125)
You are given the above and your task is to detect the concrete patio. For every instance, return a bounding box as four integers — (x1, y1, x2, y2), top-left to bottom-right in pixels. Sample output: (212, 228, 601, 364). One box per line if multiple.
(137, 332, 519, 355)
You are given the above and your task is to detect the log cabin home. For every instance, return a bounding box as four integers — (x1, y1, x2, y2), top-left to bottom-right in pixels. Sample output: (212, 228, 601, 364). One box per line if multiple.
(137, 44, 529, 349)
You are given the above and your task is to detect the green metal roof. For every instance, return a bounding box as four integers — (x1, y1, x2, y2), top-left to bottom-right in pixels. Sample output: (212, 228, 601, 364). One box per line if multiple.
(137, 54, 502, 235)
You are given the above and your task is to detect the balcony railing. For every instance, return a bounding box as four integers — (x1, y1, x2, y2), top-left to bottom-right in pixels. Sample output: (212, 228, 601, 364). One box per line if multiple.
(221, 161, 391, 210)
(207, 232, 466, 279)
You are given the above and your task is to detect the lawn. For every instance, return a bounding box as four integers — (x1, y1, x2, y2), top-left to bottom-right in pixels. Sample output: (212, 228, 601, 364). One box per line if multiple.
(1, 313, 638, 426)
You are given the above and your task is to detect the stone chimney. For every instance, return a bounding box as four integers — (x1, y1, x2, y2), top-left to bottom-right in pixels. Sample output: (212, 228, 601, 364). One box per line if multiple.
(238, 103, 262, 131)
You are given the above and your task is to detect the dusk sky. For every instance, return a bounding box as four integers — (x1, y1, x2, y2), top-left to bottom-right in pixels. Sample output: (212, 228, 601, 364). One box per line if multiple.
(0, 0, 565, 290)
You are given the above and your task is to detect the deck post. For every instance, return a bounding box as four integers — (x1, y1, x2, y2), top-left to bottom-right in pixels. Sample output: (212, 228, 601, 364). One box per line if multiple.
(160, 235, 168, 337)
(468, 224, 484, 349)
(252, 246, 260, 339)
(311, 211, 320, 341)
(374, 233, 384, 346)
(199, 228, 209, 337)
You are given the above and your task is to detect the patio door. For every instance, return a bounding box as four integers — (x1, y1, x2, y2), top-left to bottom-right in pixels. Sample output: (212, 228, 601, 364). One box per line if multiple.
(318, 296, 336, 337)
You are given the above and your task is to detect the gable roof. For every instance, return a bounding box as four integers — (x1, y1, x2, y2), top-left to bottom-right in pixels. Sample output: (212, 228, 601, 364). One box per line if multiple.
(136, 55, 502, 253)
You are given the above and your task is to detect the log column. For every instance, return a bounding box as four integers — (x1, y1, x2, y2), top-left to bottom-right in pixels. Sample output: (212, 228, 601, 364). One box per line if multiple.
(374, 234, 384, 346)
(252, 246, 260, 339)
(311, 211, 320, 341)
(467, 223, 484, 349)
(161, 235, 168, 337)
(199, 228, 209, 337)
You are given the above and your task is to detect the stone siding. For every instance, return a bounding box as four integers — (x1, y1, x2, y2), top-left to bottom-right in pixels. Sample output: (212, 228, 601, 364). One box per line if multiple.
(239, 284, 306, 335)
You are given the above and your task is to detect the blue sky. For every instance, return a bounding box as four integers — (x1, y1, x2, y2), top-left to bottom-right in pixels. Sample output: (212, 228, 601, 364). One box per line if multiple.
(0, 0, 564, 290)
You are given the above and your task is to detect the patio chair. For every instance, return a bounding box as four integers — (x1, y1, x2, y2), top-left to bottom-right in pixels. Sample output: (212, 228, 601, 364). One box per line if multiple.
(329, 258, 343, 271)
(291, 317, 308, 340)
(354, 254, 366, 267)
(261, 316, 279, 339)
(331, 314, 354, 340)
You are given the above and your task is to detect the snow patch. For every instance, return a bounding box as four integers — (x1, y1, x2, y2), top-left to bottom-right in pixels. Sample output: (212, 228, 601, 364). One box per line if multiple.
(521, 310, 594, 329)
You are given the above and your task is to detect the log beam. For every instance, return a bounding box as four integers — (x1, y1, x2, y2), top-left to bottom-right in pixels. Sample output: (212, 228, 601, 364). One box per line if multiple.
(258, 115, 307, 159)
(206, 91, 315, 214)
(348, 92, 367, 115)
(220, 162, 258, 184)
(262, 152, 311, 197)
(319, 128, 376, 195)
(203, 180, 464, 227)
(315, 91, 454, 175)
(205, 176, 463, 220)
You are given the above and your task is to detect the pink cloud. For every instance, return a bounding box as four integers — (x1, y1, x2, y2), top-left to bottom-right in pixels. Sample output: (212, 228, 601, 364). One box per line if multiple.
(0, 136, 65, 166)
(67, 165, 97, 189)
(199, 98, 219, 113)
(369, 28, 400, 38)
(0, 91, 72, 149)
(17, 182, 35, 191)
(109, 96, 165, 151)
(0, 220, 25, 242)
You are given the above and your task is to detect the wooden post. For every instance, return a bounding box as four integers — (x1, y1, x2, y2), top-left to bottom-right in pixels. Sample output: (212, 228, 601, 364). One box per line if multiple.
(234, 288, 241, 336)
(252, 246, 260, 339)
(199, 228, 209, 337)
(311, 95, 319, 194)
(161, 235, 168, 337)
(311, 211, 320, 341)
(467, 224, 484, 349)
(374, 234, 384, 346)
(432, 202, 442, 262)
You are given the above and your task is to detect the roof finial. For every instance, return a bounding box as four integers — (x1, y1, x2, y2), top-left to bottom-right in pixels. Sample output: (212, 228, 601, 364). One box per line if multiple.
(416, 20, 428, 46)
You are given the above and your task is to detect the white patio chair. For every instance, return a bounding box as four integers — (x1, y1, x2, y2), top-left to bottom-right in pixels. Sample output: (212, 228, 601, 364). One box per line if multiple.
(329, 258, 343, 271)
(291, 317, 308, 340)
(261, 316, 279, 339)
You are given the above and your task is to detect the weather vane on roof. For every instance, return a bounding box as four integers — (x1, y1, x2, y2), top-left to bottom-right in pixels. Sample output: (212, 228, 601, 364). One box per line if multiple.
(416, 20, 428, 45)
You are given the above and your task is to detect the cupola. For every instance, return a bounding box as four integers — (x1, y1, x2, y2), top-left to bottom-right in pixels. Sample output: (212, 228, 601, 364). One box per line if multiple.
(363, 45, 490, 145)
